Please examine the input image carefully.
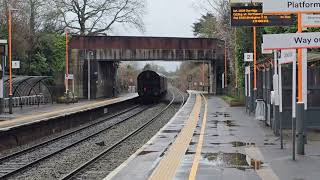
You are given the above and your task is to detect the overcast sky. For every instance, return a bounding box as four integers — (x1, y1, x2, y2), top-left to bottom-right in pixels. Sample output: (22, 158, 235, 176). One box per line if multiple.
(116, 0, 202, 71)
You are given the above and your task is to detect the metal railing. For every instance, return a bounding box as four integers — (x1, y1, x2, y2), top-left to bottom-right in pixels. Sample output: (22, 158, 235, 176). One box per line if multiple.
(4, 94, 46, 108)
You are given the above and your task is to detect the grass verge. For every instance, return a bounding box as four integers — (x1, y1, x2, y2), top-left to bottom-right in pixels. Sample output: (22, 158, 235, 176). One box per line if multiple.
(220, 95, 244, 107)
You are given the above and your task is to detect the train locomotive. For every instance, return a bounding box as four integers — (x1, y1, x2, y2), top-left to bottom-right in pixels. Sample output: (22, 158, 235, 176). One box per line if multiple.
(137, 70, 168, 100)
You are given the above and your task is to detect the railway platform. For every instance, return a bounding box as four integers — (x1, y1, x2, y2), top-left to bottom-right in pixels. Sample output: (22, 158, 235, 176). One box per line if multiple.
(105, 92, 320, 180)
(0, 93, 138, 131)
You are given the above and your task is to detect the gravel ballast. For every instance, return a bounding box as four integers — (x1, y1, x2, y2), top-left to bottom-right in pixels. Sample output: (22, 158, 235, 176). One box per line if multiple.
(6, 88, 188, 180)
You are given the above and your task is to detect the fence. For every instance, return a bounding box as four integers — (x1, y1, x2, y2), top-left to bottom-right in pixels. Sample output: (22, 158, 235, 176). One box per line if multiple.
(246, 59, 320, 134)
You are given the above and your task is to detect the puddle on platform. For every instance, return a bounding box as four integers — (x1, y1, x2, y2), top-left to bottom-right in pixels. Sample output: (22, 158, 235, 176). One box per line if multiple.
(159, 135, 167, 139)
(202, 152, 249, 169)
(210, 113, 218, 117)
(223, 120, 238, 127)
(189, 141, 197, 145)
(212, 134, 219, 137)
(185, 149, 196, 155)
(216, 112, 225, 116)
(231, 141, 255, 147)
(224, 113, 231, 118)
(210, 141, 255, 147)
(210, 143, 222, 145)
(138, 151, 158, 156)
(264, 142, 276, 145)
(162, 130, 181, 133)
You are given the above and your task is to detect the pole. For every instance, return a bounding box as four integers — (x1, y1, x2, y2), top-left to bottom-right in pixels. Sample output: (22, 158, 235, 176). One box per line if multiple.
(202, 61, 205, 91)
(88, 53, 91, 101)
(273, 50, 280, 135)
(253, 26, 257, 91)
(292, 54, 297, 160)
(224, 41, 227, 88)
(279, 62, 283, 149)
(65, 30, 69, 93)
(296, 12, 305, 155)
(8, 9, 13, 114)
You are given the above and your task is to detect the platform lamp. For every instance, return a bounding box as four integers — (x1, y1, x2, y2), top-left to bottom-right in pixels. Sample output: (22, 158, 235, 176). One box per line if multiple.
(7, 7, 19, 114)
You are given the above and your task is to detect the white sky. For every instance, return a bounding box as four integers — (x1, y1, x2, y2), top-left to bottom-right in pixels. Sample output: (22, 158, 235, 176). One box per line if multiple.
(115, 0, 202, 72)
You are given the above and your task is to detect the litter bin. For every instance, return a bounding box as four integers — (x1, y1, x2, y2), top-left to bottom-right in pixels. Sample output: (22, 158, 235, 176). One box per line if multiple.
(255, 99, 265, 121)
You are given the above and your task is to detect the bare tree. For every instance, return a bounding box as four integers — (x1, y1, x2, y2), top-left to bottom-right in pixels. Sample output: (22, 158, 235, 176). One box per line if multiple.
(50, 0, 146, 35)
(194, 0, 235, 86)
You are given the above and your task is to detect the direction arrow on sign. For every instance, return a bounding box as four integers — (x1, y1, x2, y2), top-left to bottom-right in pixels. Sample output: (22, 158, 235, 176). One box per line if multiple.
(263, 32, 320, 50)
(263, 0, 320, 14)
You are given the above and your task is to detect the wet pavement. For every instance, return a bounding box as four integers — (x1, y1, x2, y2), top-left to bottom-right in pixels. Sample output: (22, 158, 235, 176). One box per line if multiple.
(106, 93, 320, 180)
(175, 96, 263, 180)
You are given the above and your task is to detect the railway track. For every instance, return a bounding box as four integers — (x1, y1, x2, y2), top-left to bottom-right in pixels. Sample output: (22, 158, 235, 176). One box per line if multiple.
(0, 104, 151, 179)
(60, 91, 179, 180)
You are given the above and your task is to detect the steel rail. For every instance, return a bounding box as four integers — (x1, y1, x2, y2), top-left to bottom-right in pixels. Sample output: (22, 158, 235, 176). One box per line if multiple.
(0, 104, 151, 179)
(60, 92, 176, 180)
(0, 104, 140, 162)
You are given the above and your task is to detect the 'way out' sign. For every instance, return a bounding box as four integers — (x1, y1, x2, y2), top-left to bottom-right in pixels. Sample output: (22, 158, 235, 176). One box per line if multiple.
(262, 0, 320, 14)
(263, 32, 320, 50)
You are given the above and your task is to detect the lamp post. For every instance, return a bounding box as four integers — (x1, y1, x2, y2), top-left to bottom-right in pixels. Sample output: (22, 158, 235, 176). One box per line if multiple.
(7, 8, 18, 114)
(65, 29, 69, 94)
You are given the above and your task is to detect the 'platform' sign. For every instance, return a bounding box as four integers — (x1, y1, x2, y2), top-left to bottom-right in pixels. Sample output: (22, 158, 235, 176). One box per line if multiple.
(263, 0, 320, 14)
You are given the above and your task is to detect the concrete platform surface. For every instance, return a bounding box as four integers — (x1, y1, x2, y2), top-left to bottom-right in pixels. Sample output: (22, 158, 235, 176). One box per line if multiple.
(0, 93, 138, 131)
(105, 92, 320, 180)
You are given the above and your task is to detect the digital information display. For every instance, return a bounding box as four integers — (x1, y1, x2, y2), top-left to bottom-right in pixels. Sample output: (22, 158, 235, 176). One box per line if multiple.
(231, 6, 295, 27)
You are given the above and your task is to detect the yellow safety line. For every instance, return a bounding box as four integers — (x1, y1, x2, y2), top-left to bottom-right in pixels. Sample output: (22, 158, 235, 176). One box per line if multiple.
(189, 94, 208, 180)
(149, 95, 202, 180)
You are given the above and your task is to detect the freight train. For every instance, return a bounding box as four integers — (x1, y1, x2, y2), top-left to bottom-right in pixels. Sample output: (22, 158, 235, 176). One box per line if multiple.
(137, 70, 167, 101)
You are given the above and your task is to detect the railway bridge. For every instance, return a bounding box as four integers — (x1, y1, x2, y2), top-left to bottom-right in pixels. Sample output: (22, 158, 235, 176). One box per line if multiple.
(69, 36, 225, 99)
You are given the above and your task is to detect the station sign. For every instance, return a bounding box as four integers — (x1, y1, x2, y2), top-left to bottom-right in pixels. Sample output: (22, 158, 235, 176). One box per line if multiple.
(12, 61, 20, 69)
(244, 53, 254, 62)
(262, 0, 320, 14)
(278, 49, 296, 64)
(302, 14, 320, 28)
(231, 6, 294, 27)
(261, 43, 272, 54)
(65, 74, 74, 80)
(263, 32, 320, 50)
